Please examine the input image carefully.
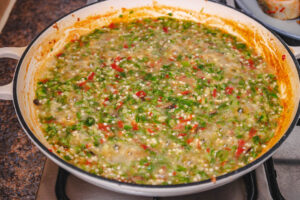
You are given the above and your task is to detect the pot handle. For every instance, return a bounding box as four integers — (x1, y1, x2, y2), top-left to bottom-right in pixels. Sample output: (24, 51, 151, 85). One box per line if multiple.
(0, 47, 26, 100)
(289, 46, 300, 59)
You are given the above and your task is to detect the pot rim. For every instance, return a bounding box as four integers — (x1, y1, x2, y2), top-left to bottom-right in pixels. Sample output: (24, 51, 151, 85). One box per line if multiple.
(12, 0, 300, 189)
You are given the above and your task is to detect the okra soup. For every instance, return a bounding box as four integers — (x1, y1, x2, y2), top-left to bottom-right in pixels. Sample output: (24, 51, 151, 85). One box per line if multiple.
(34, 16, 283, 185)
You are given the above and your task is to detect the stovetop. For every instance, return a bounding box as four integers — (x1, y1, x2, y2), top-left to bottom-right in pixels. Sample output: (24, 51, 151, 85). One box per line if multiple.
(35, 126, 300, 200)
(35, 1, 300, 200)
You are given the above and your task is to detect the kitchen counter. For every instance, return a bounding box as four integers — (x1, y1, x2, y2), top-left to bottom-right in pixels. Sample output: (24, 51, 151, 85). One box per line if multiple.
(0, 0, 85, 199)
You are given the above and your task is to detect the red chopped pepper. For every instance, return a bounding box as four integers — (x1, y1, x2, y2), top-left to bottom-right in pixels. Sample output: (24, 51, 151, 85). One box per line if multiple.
(79, 41, 84, 47)
(84, 86, 90, 91)
(225, 87, 234, 95)
(85, 160, 92, 165)
(211, 176, 216, 183)
(197, 141, 201, 150)
(181, 90, 191, 95)
(179, 115, 193, 123)
(117, 121, 124, 129)
(192, 124, 198, 130)
(87, 72, 95, 80)
(56, 52, 63, 57)
(187, 138, 194, 144)
(108, 23, 115, 29)
(249, 128, 257, 138)
(118, 131, 123, 136)
(116, 101, 123, 110)
(163, 27, 168, 33)
(206, 148, 210, 153)
(123, 44, 129, 48)
(78, 81, 87, 87)
(106, 131, 113, 138)
(282, 54, 286, 61)
(98, 123, 110, 132)
(248, 59, 255, 69)
(279, 7, 285, 12)
(45, 118, 55, 123)
(266, 10, 276, 14)
(267, 86, 273, 91)
(100, 138, 104, 144)
(131, 121, 139, 130)
(178, 133, 187, 137)
(149, 62, 155, 68)
(147, 128, 154, 134)
(136, 90, 147, 98)
(224, 147, 231, 151)
(140, 144, 148, 150)
(174, 123, 185, 130)
(212, 89, 217, 98)
(57, 91, 62, 95)
(115, 56, 122, 62)
(127, 56, 132, 61)
(102, 97, 109, 106)
(40, 79, 49, 84)
(235, 139, 245, 157)
(70, 39, 78, 43)
(100, 62, 107, 68)
(111, 63, 124, 72)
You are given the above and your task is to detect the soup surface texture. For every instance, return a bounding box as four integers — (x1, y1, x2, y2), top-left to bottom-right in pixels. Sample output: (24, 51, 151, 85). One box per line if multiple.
(34, 17, 282, 185)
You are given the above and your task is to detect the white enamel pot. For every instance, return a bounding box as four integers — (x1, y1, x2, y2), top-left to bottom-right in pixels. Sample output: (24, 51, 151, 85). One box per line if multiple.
(0, 0, 300, 197)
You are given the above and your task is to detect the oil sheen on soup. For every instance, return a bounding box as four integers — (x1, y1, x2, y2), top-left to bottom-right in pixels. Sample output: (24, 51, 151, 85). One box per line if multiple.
(34, 16, 282, 185)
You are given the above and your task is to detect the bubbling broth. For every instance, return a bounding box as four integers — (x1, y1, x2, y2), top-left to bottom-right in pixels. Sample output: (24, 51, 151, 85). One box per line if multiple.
(34, 17, 282, 185)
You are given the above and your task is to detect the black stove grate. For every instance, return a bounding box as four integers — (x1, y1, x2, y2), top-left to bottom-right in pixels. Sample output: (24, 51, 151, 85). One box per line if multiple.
(243, 171, 258, 200)
(264, 158, 285, 200)
(55, 168, 70, 200)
